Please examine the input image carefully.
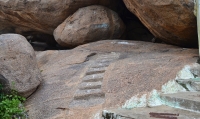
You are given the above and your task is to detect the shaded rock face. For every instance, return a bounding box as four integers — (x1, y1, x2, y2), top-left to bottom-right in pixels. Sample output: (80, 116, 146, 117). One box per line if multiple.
(26, 34, 57, 47)
(25, 40, 198, 119)
(123, 0, 198, 47)
(0, 0, 116, 35)
(54, 5, 125, 47)
(0, 74, 10, 94)
(0, 34, 42, 97)
(116, 0, 154, 42)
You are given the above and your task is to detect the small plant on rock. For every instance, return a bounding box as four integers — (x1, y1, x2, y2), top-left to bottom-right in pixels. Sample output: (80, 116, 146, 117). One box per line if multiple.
(0, 83, 27, 119)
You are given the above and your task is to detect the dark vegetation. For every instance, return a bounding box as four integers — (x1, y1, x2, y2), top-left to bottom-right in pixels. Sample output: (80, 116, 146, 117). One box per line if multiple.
(0, 83, 27, 119)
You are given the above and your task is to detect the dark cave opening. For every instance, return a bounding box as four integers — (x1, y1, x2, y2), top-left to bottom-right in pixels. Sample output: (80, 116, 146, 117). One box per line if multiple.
(115, 0, 154, 42)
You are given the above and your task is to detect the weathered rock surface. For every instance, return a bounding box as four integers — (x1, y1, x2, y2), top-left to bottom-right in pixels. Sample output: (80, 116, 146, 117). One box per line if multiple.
(0, 34, 42, 97)
(0, 0, 116, 35)
(123, 0, 198, 47)
(54, 5, 125, 47)
(102, 106, 200, 119)
(25, 40, 198, 119)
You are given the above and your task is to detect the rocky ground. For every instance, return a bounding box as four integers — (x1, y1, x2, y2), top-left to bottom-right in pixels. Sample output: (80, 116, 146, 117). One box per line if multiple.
(24, 40, 198, 119)
(0, 0, 200, 119)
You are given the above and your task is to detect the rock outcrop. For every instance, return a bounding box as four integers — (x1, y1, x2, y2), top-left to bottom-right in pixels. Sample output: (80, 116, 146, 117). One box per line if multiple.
(123, 0, 198, 47)
(0, 0, 116, 35)
(54, 5, 125, 47)
(0, 34, 42, 97)
(25, 40, 198, 119)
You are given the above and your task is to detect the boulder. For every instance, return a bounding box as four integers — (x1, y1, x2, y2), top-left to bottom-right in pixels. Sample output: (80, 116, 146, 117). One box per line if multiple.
(54, 5, 125, 47)
(25, 40, 198, 119)
(0, 34, 42, 97)
(0, 0, 116, 35)
(123, 0, 198, 47)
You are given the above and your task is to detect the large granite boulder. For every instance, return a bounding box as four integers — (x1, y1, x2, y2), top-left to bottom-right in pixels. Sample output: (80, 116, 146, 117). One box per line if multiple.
(54, 5, 125, 47)
(123, 0, 198, 47)
(0, 0, 116, 35)
(0, 34, 42, 97)
(25, 40, 198, 119)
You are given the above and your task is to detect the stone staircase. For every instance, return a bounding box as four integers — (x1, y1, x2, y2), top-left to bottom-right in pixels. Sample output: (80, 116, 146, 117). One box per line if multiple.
(69, 53, 119, 108)
(102, 78, 200, 119)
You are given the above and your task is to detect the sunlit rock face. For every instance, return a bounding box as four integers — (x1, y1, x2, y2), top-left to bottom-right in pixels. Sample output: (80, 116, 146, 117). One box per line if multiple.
(0, 0, 116, 35)
(123, 0, 198, 47)
(0, 34, 42, 97)
(25, 40, 198, 119)
(54, 5, 125, 48)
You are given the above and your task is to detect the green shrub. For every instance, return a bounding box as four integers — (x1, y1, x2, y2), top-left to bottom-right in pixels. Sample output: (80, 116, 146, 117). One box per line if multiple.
(0, 84, 27, 119)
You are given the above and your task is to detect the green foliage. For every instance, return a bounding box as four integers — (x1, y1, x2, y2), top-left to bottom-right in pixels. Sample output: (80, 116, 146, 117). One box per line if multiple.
(0, 84, 27, 119)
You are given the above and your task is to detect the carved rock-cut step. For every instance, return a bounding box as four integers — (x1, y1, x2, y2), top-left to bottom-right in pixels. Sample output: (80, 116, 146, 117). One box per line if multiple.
(82, 73, 104, 82)
(101, 55, 117, 58)
(74, 89, 105, 100)
(96, 58, 115, 63)
(98, 56, 117, 60)
(69, 96, 105, 108)
(99, 54, 119, 58)
(86, 67, 106, 75)
(161, 92, 200, 112)
(90, 62, 109, 68)
(79, 81, 102, 90)
(100, 53, 119, 58)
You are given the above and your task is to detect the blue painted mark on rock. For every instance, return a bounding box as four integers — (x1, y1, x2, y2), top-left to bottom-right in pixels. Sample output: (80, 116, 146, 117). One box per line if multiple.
(93, 24, 109, 29)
